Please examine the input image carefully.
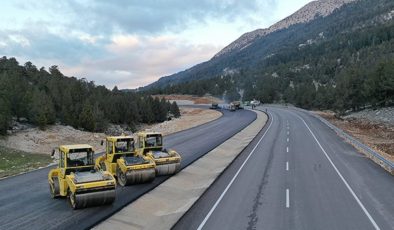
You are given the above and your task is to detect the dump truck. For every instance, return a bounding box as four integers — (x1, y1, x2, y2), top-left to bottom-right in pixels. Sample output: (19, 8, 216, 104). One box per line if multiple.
(136, 131, 181, 176)
(48, 144, 116, 209)
(232, 101, 243, 110)
(95, 135, 156, 186)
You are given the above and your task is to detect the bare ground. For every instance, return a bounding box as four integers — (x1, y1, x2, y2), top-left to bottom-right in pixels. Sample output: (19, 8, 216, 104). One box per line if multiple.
(138, 107, 222, 136)
(314, 111, 394, 163)
(153, 94, 223, 105)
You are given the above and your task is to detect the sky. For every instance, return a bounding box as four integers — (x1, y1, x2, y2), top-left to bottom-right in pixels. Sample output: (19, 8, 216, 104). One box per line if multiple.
(0, 0, 313, 89)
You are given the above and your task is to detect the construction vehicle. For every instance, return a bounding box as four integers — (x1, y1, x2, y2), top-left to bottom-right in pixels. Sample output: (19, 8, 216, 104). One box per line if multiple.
(250, 99, 261, 107)
(210, 102, 219, 109)
(136, 131, 181, 176)
(48, 144, 116, 209)
(95, 135, 156, 186)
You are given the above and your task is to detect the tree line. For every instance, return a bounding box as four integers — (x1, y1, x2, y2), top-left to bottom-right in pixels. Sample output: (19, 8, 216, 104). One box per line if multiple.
(0, 57, 180, 135)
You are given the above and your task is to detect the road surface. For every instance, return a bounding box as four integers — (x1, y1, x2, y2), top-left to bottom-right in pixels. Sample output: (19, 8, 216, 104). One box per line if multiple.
(174, 106, 394, 230)
(0, 107, 256, 230)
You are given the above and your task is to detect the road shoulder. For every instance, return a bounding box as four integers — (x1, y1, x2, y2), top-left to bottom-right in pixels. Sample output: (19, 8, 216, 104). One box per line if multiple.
(94, 110, 267, 230)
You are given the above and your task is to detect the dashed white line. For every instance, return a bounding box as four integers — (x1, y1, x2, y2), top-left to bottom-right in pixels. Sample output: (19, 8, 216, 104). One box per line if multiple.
(286, 189, 290, 208)
(286, 147, 289, 153)
(287, 131, 290, 135)
(197, 113, 274, 230)
(287, 138, 289, 142)
(295, 114, 381, 230)
(286, 161, 289, 171)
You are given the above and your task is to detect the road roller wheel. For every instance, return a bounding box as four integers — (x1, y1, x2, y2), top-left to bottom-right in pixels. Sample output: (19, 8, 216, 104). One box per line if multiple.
(49, 177, 60, 199)
(117, 166, 128, 186)
(100, 162, 106, 171)
(68, 190, 78, 209)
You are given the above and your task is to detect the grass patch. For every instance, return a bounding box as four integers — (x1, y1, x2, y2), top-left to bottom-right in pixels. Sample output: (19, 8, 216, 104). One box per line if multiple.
(0, 146, 53, 178)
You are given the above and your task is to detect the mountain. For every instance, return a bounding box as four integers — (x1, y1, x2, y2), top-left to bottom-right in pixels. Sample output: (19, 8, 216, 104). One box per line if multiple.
(144, 0, 358, 89)
(145, 0, 394, 112)
(215, 0, 357, 58)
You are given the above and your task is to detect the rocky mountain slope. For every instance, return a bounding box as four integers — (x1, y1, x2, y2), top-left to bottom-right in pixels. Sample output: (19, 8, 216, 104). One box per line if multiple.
(214, 0, 357, 58)
(145, 0, 394, 113)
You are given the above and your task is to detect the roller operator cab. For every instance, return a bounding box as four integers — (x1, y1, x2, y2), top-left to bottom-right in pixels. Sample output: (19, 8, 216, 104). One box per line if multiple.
(136, 132, 181, 176)
(95, 135, 156, 186)
(48, 144, 116, 209)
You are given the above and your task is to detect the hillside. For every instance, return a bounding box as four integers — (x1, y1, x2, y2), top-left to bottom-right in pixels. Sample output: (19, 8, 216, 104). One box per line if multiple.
(145, 0, 394, 112)
(214, 0, 357, 58)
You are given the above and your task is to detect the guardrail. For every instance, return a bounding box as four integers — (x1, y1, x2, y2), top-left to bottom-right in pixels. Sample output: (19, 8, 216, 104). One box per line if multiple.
(311, 112, 394, 175)
(260, 104, 394, 175)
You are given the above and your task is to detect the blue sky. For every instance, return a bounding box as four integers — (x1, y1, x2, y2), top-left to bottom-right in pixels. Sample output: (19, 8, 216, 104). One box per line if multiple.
(0, 0, 313, 89)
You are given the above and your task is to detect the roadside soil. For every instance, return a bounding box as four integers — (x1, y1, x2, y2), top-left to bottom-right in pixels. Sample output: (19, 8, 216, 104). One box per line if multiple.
(314, 111, 394, 163)
(137, 107, 222, 136)
(153, 94, 223, 105)
(0, 107, 222, 178)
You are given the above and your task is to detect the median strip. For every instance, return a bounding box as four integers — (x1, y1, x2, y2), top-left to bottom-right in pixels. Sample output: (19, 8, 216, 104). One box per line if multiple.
(94, 110, 268, 230)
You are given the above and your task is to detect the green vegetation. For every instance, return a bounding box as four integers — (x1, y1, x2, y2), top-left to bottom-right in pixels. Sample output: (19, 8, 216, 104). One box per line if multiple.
(0, 57, 180, 135)
(147, 0, 394, 113)
(0, 146, 53, 178)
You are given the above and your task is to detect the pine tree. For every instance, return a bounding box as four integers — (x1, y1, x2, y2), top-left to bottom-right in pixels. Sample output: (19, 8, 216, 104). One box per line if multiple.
(170, 102, 181, 118)
(79, 102, 95, 131)
(28, 89, 56, 130)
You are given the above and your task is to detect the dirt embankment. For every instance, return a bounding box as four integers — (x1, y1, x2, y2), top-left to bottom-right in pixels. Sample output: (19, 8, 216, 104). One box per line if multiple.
(315, 111, 394, 163)
(138, 107, 221, 136)
(153, 94, 223, 105)
(0, 107, 222, 155)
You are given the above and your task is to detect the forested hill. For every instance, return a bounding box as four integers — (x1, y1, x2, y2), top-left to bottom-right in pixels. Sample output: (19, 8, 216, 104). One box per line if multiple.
(145, 0, 394, 112)
(0, 57, 180, 135)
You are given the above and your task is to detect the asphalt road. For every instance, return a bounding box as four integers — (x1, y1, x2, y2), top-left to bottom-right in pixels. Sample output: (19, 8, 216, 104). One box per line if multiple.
(174, 106, 394, 230)
(0, 107, 256, 230)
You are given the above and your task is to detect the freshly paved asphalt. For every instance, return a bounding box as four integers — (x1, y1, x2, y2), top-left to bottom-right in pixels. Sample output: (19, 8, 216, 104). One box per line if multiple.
(0, 107, 256, 230)
(174, 106, 394, 230)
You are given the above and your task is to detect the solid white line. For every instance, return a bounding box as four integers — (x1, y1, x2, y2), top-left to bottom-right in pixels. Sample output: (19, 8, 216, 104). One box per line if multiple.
(197, 113, 274, 230)
(286, 147, 289, 153)
(296, 114, 381, 230)
(286, 161, 289, 171)
(286, 189, 290, 208)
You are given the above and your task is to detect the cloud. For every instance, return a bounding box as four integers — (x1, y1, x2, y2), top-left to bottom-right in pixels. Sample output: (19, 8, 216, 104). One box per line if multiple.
(62, 0, 261, 35)
(61, 35, 220, 88)
(0, 27, 108, 65)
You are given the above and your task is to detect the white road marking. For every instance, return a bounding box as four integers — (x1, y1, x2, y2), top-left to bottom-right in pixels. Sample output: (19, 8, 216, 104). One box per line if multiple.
(286, 161, 289, 171)
(286, 147, 289, 153)
(197, 113, 274, 230)
(287, 131, 290, 135)
(287, 138, 289, 142)
(286, 189, 290, 208)
(295, 114, 381, 230)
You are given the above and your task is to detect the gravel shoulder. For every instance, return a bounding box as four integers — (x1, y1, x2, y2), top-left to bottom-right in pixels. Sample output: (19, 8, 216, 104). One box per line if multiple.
(314, 109, 394, 163)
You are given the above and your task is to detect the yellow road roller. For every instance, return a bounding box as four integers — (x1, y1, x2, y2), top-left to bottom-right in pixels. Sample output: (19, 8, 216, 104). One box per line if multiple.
(95, 135, 156, 186)
(136, 131, 181, 176)
(48, 144, 116, 209)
